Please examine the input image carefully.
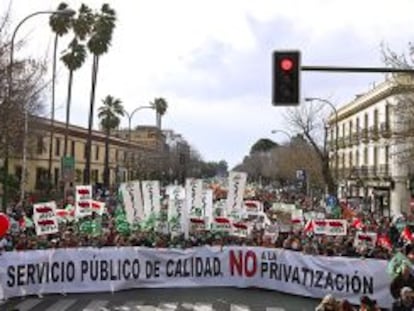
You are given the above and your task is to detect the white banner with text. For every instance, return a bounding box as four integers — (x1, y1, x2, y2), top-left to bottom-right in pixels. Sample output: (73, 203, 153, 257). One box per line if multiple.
(0, 247, 392, 308)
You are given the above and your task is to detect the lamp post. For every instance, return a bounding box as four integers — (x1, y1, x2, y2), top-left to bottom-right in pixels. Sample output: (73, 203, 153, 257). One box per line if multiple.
(270, 129, 292, 142)
(123, 105, 154, 180)
(305, 97, 339, 184)
(7, 9, 75, 204)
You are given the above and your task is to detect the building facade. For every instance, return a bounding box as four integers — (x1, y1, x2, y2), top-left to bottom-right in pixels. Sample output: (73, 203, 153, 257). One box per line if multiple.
(328, 75, 414, 216)
(9, 116, 162, 193)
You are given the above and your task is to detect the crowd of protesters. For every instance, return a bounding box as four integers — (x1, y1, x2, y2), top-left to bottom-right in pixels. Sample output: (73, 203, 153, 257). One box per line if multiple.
(2, 186, 414, 310)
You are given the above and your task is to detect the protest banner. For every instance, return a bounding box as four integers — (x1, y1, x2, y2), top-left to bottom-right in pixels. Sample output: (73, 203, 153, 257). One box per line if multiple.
(33, 202, 58, 236)
(0, 246, 392, 309)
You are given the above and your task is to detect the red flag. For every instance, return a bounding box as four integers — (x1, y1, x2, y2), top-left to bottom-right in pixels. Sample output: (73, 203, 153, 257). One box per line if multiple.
(351, 218, 363, 230)
(377, 235, 392, 250)
(303, 220, 314, 233)
(401, 227, 413, 242)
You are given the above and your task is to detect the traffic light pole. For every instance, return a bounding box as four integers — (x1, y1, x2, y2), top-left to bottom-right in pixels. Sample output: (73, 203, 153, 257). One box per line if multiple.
(301, 66, 414, 74)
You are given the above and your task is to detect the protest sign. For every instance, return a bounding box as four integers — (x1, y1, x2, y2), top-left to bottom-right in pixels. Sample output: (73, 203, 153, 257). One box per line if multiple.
(33, 202, 58, 236)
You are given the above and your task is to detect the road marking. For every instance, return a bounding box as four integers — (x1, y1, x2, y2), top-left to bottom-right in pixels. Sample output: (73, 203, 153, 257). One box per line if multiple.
(12, 298, 43, 311)
(266, 308, 286, 311)
(136, 306, 162, 311)
(158, 302, 178, 310)
(44, 299, 77, 311)
(231, 305, 250, 311)
(181, 303, 195, 310)
(83, 299, 110, 310)
(193, 303, 214, 311)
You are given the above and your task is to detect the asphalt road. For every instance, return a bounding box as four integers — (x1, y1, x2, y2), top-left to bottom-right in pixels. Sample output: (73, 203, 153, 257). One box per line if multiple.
(1, 288, 320, 311)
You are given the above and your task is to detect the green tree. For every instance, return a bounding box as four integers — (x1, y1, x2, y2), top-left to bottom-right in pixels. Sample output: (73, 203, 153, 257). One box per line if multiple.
(150, 97, 168, 129)
(98, 95, 124, 188)
(250, 138, 278, 154)
(48, 2, 74, 186)
(85, 4, 117, 184)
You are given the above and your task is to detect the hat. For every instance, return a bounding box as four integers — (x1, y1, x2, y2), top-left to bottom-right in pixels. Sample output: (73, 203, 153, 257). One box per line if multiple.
(401, 286, 413, 296)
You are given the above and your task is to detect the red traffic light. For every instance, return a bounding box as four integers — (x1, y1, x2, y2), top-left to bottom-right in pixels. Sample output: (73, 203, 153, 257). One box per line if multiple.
(280, 58, 294, 71)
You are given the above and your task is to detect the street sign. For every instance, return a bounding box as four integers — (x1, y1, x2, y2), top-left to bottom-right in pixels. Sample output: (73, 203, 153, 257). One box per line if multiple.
(61, 156, 75, 182)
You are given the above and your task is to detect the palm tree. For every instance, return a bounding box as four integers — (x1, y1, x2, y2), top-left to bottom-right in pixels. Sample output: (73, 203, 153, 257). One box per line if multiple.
(61, 38, 87, 156)
(48, 2, 73, 189)
(61, 4, 93, 157)
(150, 97, 168, 129)
(98, 95, 124, 188)
(84, 4, 117, 184)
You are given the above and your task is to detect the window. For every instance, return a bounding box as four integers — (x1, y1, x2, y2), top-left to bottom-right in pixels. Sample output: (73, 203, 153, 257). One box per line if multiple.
(55, 138, 61, 156)
(356, 150, 360, 167)
(364, 113, 368, 129)
(385, 145, 390, 165)
(35, 167, 48, 190)
(356, 117, 360, 133)
(92, 169, 99, 183)
(84, 143, 87, 159)
(385, 104, 390, 128)
(95, 145, 99, 161)
(116, 149, 119, 161)
(374, 109, 379, 129)
(342, 123, 346, 138)
(36, 136, 44, 154)
(363, 147, 368, 165)
(349, 151, 353, 168)
(373, 146, 378, 168)
(54, 168, 59, 186)
(71, 141, 76, 157)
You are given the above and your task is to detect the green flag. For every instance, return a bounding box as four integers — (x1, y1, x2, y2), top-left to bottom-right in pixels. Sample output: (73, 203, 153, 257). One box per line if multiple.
(387, 252, 412, 279)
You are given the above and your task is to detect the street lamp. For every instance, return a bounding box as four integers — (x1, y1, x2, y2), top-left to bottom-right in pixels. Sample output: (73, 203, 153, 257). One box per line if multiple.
(305, 97, 339, 184)
(271, 129, 292, 142)
(7, 9, 75, 204)
(123, 105, 154, 181)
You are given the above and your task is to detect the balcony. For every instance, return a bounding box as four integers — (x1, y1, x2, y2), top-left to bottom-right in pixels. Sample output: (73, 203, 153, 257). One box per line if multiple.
(380, 122, 391, 138)
(367, 166, 377, 177)
(369, 126, 379, 141)
(344, 136, 352, 148)
(378, 164, 390, 178)
(338, 137, 346, 149)
(359, 165, 369, 178)
(351, 133, 359, 146)
(360, 129, 369, 143)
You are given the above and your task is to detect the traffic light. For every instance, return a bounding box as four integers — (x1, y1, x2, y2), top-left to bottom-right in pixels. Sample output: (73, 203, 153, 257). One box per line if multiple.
(272, 50, 301, 106)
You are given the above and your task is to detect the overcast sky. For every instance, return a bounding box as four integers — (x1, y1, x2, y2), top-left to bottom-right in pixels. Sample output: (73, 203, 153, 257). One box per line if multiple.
(6, 0, 414, 167)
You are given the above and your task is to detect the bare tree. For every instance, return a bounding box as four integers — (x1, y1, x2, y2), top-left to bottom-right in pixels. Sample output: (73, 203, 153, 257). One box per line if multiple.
(283, 101, 336, 194)
(0, 4, 47, 201)
(381, 43, 414, 169)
